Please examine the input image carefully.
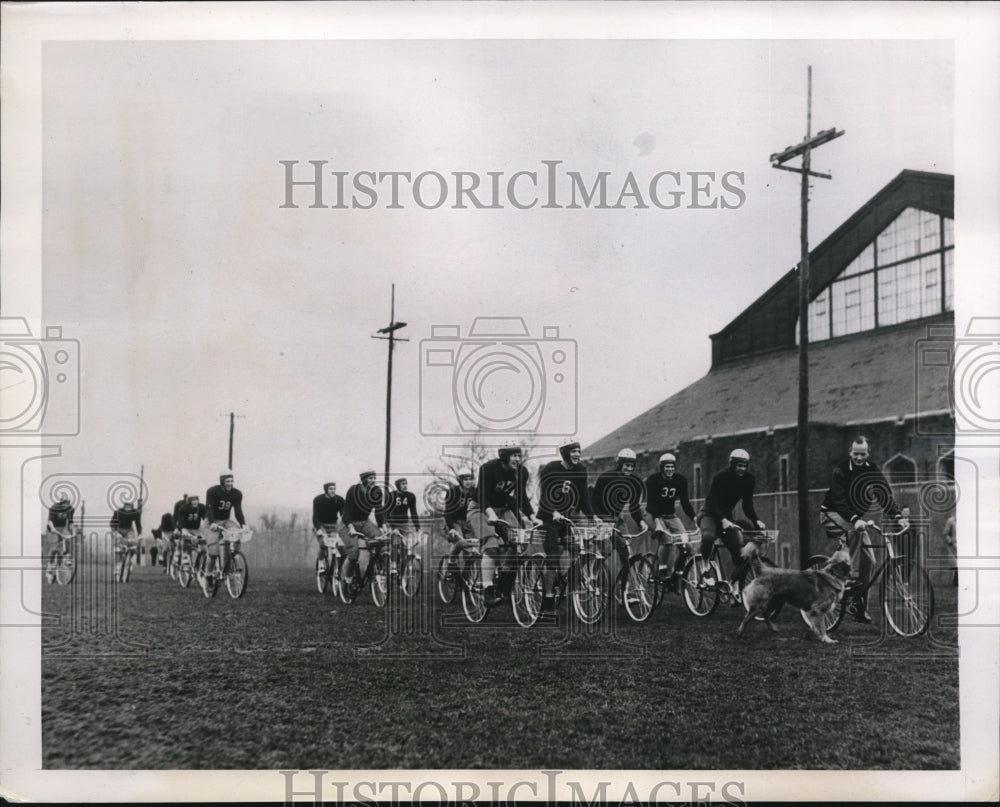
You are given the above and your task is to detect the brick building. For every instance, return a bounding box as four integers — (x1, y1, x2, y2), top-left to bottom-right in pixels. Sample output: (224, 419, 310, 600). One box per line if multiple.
(583, 169, 955, 570)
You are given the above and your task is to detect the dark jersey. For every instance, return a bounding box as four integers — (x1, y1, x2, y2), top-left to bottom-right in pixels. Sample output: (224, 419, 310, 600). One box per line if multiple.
(110, 507, 142, 533)
(387, 490, 420, 530)
(821, 459, 900, 522)
(312, 493, 346, 528)
(158, 512, 175, 532)
(702, 468, 759, 524)
(47, 502, 75, 529)
(342, 483, 386, 527)
(592, 470, 644, 524)
(443, 483, 473, 528)
(172, 498, 188, 526)
(537, 460, 593, 521)
(176, 502, 207, 531)
(644, 471, 695, 520)
(472, 459, 534, 517)
(206, 485, 245, 526)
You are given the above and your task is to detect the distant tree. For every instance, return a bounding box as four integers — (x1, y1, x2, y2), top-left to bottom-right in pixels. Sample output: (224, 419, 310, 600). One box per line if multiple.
(422, 432, 544, 518)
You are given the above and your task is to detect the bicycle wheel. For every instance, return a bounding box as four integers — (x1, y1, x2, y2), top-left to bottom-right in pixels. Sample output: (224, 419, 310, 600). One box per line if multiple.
(623, 555, 656, 623)
(121, 550, 134, 583)
(881, 558, 934, 637)
(199, 556, 218, 598)
(571, 555, 608, 625)
(512, 557, 543, 628)
(800, 555, 847, 634)
(53, 552, 72, 585)
(436, 556, 458, 604)
(178, 553, 194, 588)
(401, 556, 423, 598)
(370, 554, 388, 608)
(339, 564, 360, 604)
(316, 556, 329, 594)
(461, 557, 488, 623)
(225, 551, 249, 599)
(681, 555, 721, 617)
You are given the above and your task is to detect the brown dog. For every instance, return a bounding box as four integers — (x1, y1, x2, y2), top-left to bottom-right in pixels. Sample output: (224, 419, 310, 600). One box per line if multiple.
(737, 547, 853, 643)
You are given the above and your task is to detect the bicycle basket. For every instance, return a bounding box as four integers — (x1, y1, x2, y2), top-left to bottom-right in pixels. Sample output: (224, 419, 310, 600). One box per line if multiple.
(744, 529, 779, 544)
(223, 527, 254, 543)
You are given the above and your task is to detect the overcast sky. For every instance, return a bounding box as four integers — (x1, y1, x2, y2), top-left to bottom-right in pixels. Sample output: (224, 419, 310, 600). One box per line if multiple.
(34, 36, 957, 515)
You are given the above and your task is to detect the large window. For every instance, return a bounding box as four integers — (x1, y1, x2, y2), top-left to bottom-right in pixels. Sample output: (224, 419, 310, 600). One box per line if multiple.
(803, 208, 953, 342)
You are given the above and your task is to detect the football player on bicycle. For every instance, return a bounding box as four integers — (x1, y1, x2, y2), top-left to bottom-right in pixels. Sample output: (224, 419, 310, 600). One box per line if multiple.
(591, 448, 648, 600)
(468, 442, 535, 607)
(312, 482, 345, 575)
(695, 448, 765, 588)
(644, 452, 696, 592)
(537, 440, 594, 617)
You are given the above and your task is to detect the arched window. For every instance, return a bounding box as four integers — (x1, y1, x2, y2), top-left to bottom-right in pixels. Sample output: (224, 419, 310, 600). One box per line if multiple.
(883, 453, 918, 485)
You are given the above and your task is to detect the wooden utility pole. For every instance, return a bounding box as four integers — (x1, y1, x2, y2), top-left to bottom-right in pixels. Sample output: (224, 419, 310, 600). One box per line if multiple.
(372, 284, 408, 490)
(218, 411, 246, 469)
(770, 66, 844, 563)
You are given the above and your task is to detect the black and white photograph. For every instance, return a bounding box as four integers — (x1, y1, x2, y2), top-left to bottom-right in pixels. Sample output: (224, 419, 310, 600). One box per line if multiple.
(1, 2, 998, 803)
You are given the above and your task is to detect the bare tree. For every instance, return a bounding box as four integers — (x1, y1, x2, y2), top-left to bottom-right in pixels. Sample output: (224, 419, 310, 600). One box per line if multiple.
(422, 431, 544, 509)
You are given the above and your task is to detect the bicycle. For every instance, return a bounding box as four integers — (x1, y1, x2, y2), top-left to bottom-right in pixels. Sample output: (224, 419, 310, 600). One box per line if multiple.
(113, 533, 138, 583)
(172, 531, 198, 588)
(460, 523, 544, 627)
(680, 526, 778, 617)
(385, 528, 424, 599)
(644, 528, 699, 614)
(196, 525, 253, 599)
(804, 520, 934, 637)
(46, 528, 79, 586)
(315, 530, 344, 596)
(435, 536, 482, 605)
(543, 521, 611, 626)
(602, 525, 658, 623)
(338, 529, 391, 607)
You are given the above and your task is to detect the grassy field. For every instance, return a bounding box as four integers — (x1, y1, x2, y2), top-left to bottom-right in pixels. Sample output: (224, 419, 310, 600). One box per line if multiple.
(41, 560, 959, 770)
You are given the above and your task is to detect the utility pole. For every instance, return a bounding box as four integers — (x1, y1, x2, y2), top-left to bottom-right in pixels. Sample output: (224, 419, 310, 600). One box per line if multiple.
(372, 284, 408, 490)
(218, 411, 246, 469)
(770, 66, 844, 564)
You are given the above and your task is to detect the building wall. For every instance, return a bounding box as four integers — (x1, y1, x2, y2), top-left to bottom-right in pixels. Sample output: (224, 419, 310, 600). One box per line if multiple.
(585, 413, 953, 493)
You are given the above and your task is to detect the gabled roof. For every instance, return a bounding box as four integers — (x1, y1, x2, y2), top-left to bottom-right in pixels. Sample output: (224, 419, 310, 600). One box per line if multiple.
(583, 315, 952, 461)
(710, 170, 954, 366)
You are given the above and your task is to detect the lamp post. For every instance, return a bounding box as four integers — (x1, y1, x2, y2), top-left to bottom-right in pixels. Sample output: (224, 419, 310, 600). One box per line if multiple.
(770, 66, 844, 563)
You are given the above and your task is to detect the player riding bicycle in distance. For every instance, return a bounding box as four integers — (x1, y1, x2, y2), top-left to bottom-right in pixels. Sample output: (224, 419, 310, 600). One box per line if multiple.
(313, 482, 345, 577)
(205, 470, 247, 586)
(592, 448, 649, 601)
(45, 492, 77, 584)
(110, 498, 143, 579)
(386, 478, 421, 576)
(338, 470, 387, 594)
(174, 493, 207, 573)
(468, 442, 536, 608)
(819, 435, 909, 624)
(537, 440, 594, 620)
(443, 469, 478, 575)
(696, 448, 766, 593)
(644, 452, 697, 593)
